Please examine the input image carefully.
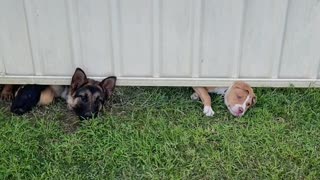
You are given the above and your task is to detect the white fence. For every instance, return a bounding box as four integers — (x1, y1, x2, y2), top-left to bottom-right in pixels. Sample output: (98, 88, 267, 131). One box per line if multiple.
(1, 0, 320, 87)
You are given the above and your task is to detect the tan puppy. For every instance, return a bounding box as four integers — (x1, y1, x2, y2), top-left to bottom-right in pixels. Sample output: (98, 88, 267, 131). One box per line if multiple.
(192, 81, 257, 117)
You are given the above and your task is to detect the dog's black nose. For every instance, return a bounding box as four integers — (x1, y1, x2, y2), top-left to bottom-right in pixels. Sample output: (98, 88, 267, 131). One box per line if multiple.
(80, 113, 92, 120)
(79, 112, 98, 120)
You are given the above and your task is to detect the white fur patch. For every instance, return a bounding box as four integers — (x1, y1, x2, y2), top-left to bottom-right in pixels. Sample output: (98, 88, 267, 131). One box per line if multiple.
(203, 106, 215, 116)
(227, 95, 251, 117)
(211, 88, 228, 95)
(241, 95, 251, 112)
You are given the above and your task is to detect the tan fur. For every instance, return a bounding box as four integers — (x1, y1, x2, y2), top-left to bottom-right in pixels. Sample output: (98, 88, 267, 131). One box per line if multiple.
(193, 87, 212, 107)
(192, 81, 256, 116)
(38, 87, 55, 106)
(50, 85, 66, 97)
(67, 79, 102, 107)
(67, 95, 79, 110)
(225, 81, 256, 109)
(67, 68, 117, 118)
(68, 82, 101, 108)
(68, 83, 104, 109)
(38, 86, 67, 106)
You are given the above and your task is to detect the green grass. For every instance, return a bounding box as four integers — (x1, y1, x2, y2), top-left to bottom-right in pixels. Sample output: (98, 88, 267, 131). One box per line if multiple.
(0, 87, 320, 179)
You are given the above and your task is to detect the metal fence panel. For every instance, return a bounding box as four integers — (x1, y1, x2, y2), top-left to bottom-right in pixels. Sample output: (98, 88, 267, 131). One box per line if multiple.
(0, 0, 319, 87)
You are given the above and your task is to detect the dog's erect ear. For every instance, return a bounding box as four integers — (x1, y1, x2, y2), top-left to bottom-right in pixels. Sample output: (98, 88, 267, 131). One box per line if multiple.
(99, 76, 117, 98)
(71, 68, 88, 93)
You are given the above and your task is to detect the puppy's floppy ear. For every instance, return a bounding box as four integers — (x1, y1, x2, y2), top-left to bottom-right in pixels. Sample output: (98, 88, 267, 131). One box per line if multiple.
(233, 80, 257, 104)
(71, 68, 88, 93)
(99, 76, 117, 98)
(251, 94, 257, 106)
(233, 81, 255, 95)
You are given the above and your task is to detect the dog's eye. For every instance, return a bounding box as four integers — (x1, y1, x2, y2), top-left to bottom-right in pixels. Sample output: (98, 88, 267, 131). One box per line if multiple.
(95, 98, 103, 104)
(237, 95, 242, 99)
(80, 95, 88, 102)
(246, 102, 251, 106)
(94, 99, 99, 105)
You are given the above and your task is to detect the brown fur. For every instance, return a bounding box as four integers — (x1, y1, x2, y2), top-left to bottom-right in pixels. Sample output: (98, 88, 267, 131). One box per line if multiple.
(193, 87, 212, 107)
(67, 68, 116, 119)
(68, 82, 103, 108)
(1, 84, 64, 104)
(226, 81, 256, 109)
(38, 87, 55, 106)
(192, 81, 256, 116)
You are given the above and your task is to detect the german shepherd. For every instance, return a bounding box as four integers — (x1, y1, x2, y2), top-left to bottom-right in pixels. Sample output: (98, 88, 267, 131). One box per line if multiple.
(1, 68, 117, 119)
(65, 68, 116, 119)
(1, 84, 65, 115)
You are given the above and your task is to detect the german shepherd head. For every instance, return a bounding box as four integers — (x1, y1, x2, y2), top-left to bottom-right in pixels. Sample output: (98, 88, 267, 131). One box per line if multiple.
(66, 68, 117, 119)
(9, 84, 66, 115)
(10, 85, 49, 115)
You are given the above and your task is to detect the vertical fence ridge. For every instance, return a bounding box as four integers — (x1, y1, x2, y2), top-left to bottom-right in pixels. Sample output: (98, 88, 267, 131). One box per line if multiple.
(152, 0, 161, 78)
(191, 0, 203, 78)
(272, 0, 289, 79)
(109, 0, 122, 77)
(316, 57, 320, 78)
(232, 0, 246, 78)
(23, 0, 37, 76)
(0, 57, 6, 76)
(65, 0, 82, 69)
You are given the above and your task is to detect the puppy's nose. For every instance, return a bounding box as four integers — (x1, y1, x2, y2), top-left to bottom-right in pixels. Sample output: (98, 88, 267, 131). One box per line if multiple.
(80, 112, 96, 120)
(11, 108, 26, 115)
(83, 113, 93, 119)
(238, 107, 244, 114)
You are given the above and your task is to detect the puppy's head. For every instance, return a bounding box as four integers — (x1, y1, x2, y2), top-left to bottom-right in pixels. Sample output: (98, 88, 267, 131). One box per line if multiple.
(67, 68, 116, 120)
(224, 81, 256, 117)
(11, 85, 48, 115)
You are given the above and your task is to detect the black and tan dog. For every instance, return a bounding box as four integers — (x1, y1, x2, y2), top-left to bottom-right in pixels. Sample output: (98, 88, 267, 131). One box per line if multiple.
(1, 84, 65, 115)
(64, 68, 116, 119)
(0, 68, 116, 119)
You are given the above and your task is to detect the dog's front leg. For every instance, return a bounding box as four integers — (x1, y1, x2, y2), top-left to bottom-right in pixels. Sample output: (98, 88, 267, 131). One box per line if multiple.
(192, 87, 214, 116)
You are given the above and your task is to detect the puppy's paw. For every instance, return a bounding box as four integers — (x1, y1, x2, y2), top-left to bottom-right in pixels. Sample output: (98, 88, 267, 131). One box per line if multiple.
(203, 106, 214, 116)
(190, 93, 199, 100)
(0, 91, 13, 101)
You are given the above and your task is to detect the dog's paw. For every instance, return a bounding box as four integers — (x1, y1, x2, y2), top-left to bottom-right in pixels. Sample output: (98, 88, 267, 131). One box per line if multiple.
(203, 106, 214, 116)
(0, 91, 13, 101)
(191, 93, 199, 100)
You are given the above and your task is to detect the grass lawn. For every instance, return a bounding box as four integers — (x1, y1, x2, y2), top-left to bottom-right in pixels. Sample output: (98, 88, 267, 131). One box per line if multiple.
(0, 86, 320, 179)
